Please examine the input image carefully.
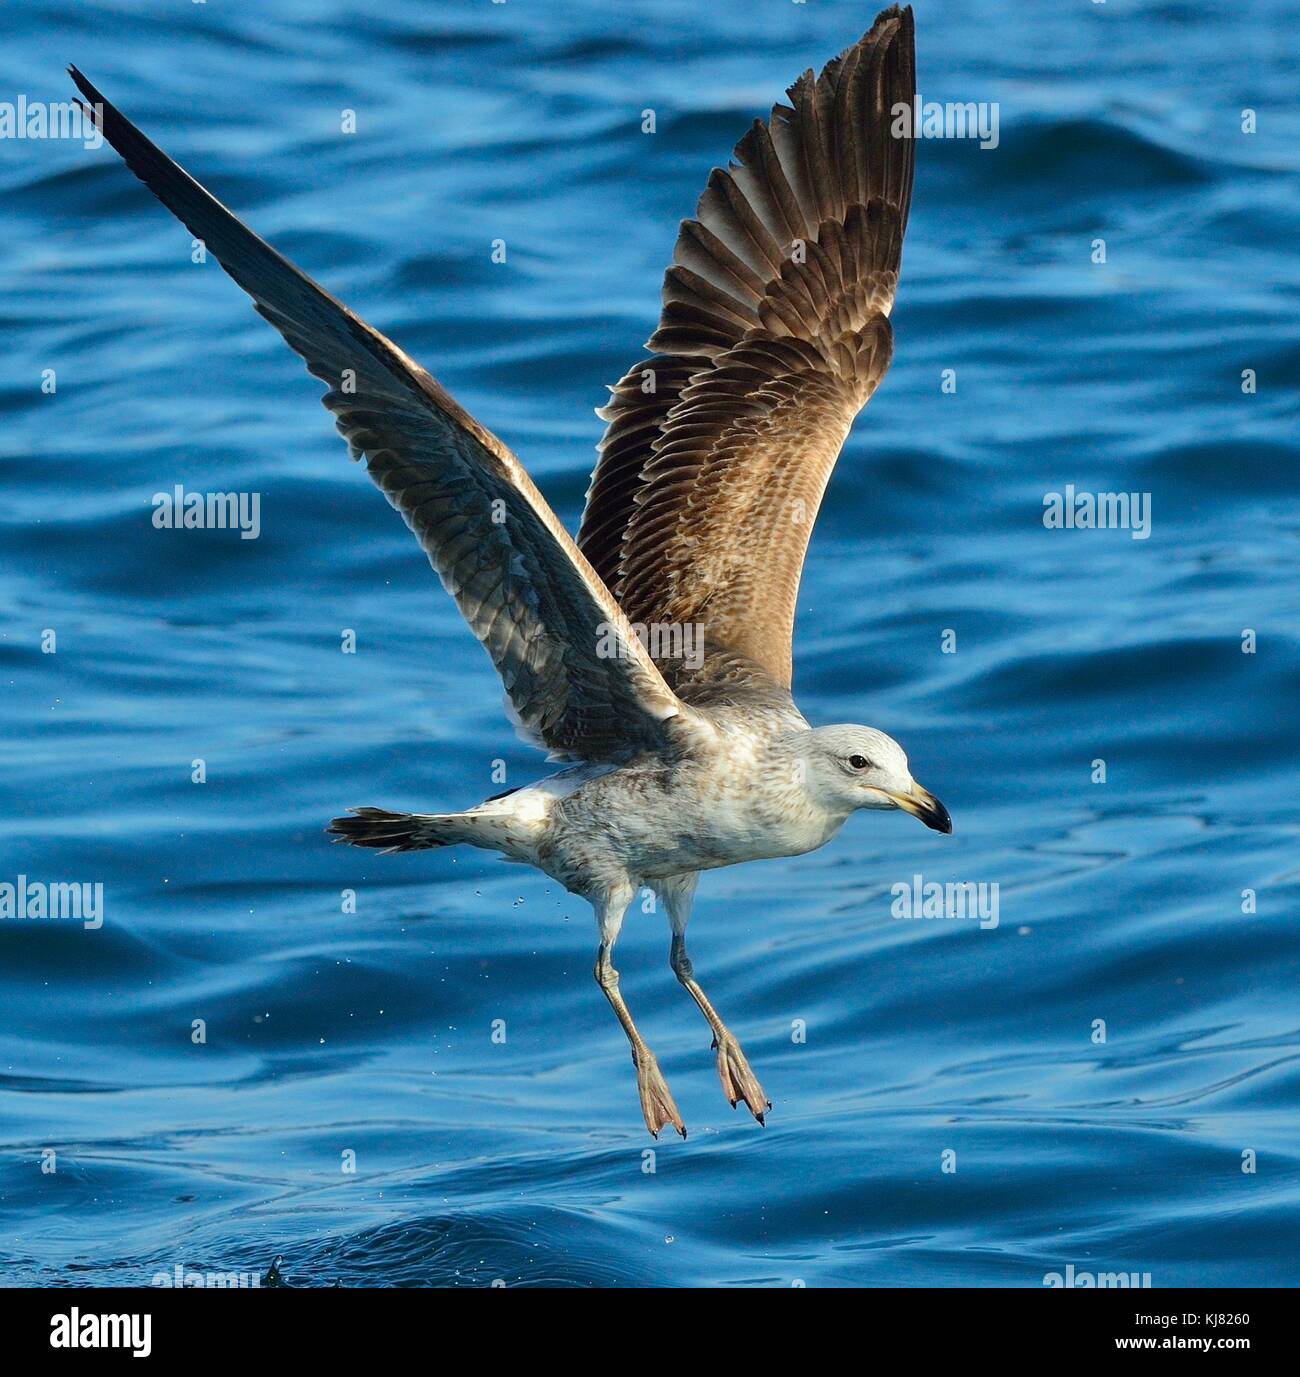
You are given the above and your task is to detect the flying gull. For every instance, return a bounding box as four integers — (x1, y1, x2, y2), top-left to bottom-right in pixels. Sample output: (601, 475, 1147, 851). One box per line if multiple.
(71, 4, 950, 1138)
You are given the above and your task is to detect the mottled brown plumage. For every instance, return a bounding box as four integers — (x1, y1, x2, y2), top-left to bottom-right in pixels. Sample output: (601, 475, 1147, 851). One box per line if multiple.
(578, 4, 915, 691)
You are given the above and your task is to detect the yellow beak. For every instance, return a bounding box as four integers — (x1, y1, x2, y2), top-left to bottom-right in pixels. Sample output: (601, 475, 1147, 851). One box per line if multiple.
(883, 783, 952, 834)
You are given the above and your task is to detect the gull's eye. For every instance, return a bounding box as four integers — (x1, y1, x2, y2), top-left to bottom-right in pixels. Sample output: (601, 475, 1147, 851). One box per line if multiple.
(848, 754, 870, 771)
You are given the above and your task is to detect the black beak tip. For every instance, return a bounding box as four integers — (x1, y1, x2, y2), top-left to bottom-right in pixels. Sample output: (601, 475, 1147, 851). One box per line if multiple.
(928, 800, 953, 835)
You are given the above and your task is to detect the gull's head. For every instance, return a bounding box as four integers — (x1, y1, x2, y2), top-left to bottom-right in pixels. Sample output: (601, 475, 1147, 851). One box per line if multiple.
(796, 725, 951, 833)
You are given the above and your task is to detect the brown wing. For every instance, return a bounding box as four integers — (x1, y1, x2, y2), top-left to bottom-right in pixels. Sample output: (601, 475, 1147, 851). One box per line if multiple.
(577, 4, 915, 691)
(71, 68, 687, 762)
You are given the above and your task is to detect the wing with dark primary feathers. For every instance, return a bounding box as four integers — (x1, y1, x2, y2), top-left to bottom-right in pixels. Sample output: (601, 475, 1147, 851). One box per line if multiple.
(576, 5, 915, 698)
(69, 66, 689, 762)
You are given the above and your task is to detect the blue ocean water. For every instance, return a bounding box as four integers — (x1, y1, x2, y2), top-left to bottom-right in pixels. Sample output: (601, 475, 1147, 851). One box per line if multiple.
(1, 0, 1297, 1288)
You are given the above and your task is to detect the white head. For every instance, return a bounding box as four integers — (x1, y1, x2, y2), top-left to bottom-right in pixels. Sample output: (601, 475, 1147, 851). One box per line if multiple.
(791, 724, 951, 832)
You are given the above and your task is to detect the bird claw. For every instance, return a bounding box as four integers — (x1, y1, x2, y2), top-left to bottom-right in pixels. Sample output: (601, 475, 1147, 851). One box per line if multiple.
(715, 1033, 770, 1125)
(634, 1049, 686, 1139)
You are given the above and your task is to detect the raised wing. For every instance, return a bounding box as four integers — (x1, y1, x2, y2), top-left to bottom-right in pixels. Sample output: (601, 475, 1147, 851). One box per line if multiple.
(70, 67, 688, 762)
(577, 4, 915, 691)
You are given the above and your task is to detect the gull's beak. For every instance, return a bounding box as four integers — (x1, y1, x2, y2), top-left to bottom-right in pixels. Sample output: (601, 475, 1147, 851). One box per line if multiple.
(885, 783, 952, 834)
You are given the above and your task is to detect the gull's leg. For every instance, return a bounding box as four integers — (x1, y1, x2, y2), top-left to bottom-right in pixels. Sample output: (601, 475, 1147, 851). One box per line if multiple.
(593, 889, 684, 1139)
(663, 874, 771, 1125)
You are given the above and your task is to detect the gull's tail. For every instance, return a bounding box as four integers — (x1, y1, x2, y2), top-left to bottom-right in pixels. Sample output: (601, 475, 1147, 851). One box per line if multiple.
(328, 808, 464, 853)
(330, 791, 542, 860)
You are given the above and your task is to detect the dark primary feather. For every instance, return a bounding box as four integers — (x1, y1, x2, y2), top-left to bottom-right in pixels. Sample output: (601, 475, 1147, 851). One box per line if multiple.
(576, 5, 916, 694)
(68, 66, 686, 762)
